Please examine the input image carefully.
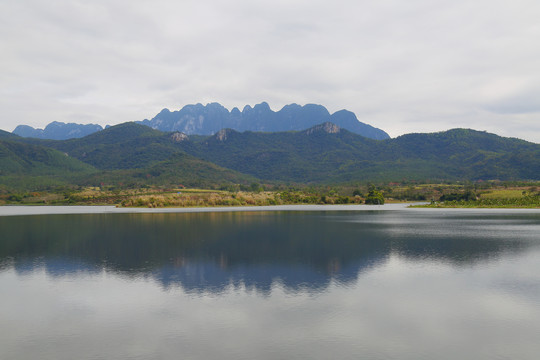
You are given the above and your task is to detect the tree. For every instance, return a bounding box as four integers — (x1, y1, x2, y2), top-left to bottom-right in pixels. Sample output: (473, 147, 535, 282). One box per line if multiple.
(352, 189, 363, 197)
(365, 189, 384, 205)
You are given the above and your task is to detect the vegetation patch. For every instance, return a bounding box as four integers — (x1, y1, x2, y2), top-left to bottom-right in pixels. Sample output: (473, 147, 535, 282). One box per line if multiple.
(414, 184, 540, 208)
(2, 180, 539, 209)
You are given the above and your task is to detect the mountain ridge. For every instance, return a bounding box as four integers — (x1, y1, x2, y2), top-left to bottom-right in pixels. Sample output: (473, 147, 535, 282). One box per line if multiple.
(3, 122, 539, 191)
(139, 102, 390, 139)
(10, 102, 389, 140)
(176, 125, 540, 182)
(13, 121, 104, 140)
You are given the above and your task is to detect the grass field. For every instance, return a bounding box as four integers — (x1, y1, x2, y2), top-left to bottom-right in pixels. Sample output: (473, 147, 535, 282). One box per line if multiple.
(479, 188, 532, 199)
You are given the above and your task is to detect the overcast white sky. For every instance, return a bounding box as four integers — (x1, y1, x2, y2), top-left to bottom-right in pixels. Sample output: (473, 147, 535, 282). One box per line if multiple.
(1, 0, 540, 142)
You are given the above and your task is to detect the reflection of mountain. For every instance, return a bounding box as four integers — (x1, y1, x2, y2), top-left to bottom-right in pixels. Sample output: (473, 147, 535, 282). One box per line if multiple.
(150, 260, 375, 294)
(12, 258, 100, 277)
(1, 211, 538, 293)
(9, 256, 381, 294)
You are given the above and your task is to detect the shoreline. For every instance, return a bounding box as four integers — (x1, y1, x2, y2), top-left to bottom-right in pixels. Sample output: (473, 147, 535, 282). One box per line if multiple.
(0, 204, 400, 216)
(1, 203, 540, 216)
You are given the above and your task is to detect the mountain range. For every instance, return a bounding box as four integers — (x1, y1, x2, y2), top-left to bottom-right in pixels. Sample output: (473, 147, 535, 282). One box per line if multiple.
(2, 121, 539, 191)
(11, 103, 390, 140)
(139, 102, 390, 139)
(13, 121, 104, 140)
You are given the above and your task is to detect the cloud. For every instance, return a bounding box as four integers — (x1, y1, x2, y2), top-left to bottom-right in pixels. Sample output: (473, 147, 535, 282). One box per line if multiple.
(1, 0, 539, 142)
(484, 87, 540, 115)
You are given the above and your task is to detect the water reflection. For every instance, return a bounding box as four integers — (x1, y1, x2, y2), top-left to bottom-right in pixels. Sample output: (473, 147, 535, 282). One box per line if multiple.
(2, 209, 540, 360)
(1, 210, 539, 293)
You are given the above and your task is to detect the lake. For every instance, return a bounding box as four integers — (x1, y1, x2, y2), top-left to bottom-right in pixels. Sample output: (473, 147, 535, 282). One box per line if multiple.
(1, 206, 539, 360)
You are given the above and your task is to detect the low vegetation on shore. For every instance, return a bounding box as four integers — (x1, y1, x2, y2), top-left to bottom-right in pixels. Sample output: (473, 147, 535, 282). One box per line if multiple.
(0, 187, 367, 207)
(416, 186, 540, 208)
(1, 181, 538, 208)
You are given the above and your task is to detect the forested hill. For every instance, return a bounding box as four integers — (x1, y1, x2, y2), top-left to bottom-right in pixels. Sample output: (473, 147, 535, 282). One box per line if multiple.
(10, 122, 539, 187)
(0, 129, 19, 139)
(0, 138, 95, 179)
(177, 125, 540, 182)
(0, 123, 254, 190)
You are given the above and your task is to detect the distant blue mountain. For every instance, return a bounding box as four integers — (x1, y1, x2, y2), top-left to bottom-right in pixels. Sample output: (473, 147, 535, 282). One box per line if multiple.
(13, 121, 103, 140)
(139, 102, 390, 140)
(11, 103, 390, 140)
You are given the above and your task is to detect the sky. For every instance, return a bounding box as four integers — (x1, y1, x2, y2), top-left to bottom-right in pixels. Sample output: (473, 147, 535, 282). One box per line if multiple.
(1, 0, 540, 143)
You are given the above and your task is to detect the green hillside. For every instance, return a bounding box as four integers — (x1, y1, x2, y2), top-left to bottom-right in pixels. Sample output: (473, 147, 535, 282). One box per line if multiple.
(0, 140, 96, 175)
(76, 152, 255, 189)
(181, 126, 376, 182)
(4, 123, 254, 190)
(177, 125, 540, 183)
(0, 130, 19, 140)
(3, 122, 540, 191)
(21, 122, 172, 169)
(0, 139, 98, 190)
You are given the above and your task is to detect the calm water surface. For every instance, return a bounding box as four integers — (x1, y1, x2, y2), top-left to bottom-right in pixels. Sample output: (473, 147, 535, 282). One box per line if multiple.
(1, 207, 539, 360)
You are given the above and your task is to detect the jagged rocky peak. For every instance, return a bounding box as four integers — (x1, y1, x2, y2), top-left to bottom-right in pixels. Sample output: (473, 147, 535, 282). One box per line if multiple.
(305, 122, 341, 135)
(170, 132, 189, 142)
(135, 102, 390, 139)
(253, 102, 271, 112)
(206, 102, 228, 110)
(300, 103, 331, 117)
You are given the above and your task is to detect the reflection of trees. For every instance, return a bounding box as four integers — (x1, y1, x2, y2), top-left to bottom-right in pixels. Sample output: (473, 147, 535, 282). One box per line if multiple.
(384, 212, 538, 265)
(0, 211, 537, 293)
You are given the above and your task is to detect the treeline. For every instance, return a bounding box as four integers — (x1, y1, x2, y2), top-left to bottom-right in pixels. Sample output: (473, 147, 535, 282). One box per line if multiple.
(2, 179, 539, 208)
(419, 184, 540, 208)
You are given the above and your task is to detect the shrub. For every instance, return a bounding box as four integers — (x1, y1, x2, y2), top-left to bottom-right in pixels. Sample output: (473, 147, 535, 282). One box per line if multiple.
(365, 190, 384, 205)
